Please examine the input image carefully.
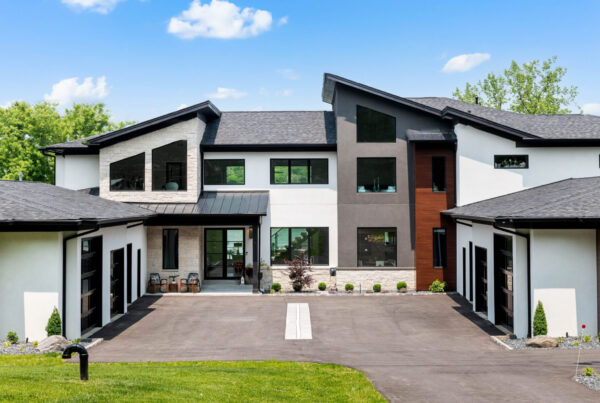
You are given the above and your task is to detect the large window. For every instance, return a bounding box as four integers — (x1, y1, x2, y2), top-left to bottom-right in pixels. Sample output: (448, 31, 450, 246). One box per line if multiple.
(270, 159, 328, 184)
(494, 155, 528, 169)
(357, 158, 396, 192)
(162, 229, 178, 270)
(432, 156, 446, 192)
(109, 153, 145, 191)
(357, 105, 396, 142)
(204, 159, 245, 185)
(152, 140, 187, 191)
(270, 227, 329, 265)
(433, 228, 447, 268)
(357, 228, 397, 267)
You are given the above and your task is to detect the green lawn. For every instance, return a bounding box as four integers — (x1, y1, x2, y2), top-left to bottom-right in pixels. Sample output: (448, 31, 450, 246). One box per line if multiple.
(0, 355, 385, 402)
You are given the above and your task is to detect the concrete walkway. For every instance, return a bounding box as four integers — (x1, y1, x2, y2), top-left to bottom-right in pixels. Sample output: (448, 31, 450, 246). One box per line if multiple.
(89, 295, 600, 402)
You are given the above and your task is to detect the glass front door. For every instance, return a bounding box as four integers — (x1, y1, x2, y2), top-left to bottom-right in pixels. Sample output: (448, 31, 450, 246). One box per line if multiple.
(205, 228, 245, 279)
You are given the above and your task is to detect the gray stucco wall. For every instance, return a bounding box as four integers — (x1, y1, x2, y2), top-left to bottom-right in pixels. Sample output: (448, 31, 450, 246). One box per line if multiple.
(334, 85, 451, 269)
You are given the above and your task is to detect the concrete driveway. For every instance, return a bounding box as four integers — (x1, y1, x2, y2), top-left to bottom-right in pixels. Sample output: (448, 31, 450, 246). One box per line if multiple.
(90, 295, 600, 402)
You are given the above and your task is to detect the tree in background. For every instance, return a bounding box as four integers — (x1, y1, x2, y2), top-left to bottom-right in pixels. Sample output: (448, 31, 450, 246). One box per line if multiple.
(453, 56, 579, 114)
(0, 101, 132, 183)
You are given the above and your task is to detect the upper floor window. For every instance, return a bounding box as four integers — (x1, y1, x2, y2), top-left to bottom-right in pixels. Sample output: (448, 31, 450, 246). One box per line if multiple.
(357, 105, 396, 142)
(152, 140, 187, 191)
(357, 228, 397, 267)
(432, 156, 446, 192)
(109, 153, 145, 191)
(494, 155, 528, 169)
(204, 159, 245, 185)
(270, 227, 329, 265)
(270, 159, 328, 184)
(433, 228, 446, 268)
(357, 157, 396, 192)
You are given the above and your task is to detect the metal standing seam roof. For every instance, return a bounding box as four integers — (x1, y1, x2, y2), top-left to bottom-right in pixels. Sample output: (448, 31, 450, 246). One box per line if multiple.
(133, 191, 269, 216)
(444, 177, 600, 223)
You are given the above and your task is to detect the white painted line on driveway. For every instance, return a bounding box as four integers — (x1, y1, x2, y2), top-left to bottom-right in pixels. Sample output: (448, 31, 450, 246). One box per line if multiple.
(285, 303, 312, 340)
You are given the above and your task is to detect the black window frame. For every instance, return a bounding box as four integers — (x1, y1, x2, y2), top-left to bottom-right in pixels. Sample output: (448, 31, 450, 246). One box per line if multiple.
(270, 227, 329, 265)
(269, 159, 328, 185)
(493, 155, 529, 169)
(433, 228, 447, 268)
(356, 105, 397, 143)
(152, 140, 188, 191)
(109, 152, 145, 192)
(204, 159, 246, 185)
(356, 157, 396, 193)
(432, 156, 446, 192)
(357, 227, 397, 267)
(162, 229, 179, 270)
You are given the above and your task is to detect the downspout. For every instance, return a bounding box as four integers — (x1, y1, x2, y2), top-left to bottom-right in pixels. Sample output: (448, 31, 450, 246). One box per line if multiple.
(62, 226, 100, 337)
(493, 223, 531, 337)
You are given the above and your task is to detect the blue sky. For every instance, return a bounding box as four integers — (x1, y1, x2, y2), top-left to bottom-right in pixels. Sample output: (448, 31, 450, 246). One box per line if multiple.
(0, 0, 599, 122)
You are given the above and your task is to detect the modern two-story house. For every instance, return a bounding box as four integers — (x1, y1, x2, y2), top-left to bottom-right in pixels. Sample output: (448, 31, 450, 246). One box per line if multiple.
(2, 73, 600, 341)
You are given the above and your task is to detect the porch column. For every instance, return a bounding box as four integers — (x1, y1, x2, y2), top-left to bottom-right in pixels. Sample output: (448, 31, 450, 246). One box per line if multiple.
(252, 222, 259, 293)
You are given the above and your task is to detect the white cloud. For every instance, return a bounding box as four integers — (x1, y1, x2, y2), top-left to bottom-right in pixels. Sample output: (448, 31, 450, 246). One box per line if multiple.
(278, 16, 288, 26)
(168, 0, 273, 39)
(582, 103, 600, 116)
(44, 76, 109, 106)
(61, 0, 124, 14)
(442, 53, 491, 73)
(277, 68, 299, 80)
(207, 87, 247, 99)
(177, 104, 188, 110)
(0, 100, 22, 109)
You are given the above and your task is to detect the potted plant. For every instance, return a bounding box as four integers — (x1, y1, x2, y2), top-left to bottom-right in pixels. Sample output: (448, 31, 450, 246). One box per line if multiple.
(285, 252, 313, 292)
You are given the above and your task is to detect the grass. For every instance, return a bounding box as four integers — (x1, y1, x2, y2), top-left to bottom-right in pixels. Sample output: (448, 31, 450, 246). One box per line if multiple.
(0, 355, 385, 402)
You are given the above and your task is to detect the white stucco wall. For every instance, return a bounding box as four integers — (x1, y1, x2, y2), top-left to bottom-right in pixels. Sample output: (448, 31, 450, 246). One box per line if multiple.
(55, 154, 100, 190)
(203, 151, 338, 269)
(455, 124, 600, 205)
(0, 232, 62, 342)
(99, 118, 204, 203)
(530, 229, 598, 337)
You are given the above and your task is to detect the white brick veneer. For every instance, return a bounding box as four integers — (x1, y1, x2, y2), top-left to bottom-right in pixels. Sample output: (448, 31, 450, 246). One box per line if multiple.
(99, 118, 204, 203)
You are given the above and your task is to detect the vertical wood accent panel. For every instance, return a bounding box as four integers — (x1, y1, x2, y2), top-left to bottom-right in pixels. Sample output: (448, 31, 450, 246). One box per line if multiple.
(414, 144, 456, 290)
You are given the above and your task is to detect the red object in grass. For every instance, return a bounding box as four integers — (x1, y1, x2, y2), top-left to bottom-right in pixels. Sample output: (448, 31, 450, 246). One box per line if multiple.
(582, 324, 586, 329)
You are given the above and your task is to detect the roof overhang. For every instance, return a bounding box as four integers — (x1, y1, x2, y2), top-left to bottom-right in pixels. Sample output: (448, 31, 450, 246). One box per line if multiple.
(0, 216, 153, 232)
(201, 143, 336, 152)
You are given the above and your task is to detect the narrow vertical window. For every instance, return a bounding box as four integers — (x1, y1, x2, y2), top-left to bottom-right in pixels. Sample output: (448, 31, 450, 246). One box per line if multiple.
(432, 156, 446, 192)
(433, 228, 446, 268)
(162, 229, 178, 270)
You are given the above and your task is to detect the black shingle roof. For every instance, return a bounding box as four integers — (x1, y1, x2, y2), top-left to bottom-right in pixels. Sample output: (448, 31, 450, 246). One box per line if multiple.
(444, 177, 600, 224)
(202, 111, 336, 146)
(133, 191, 269, 216)
(0, 181, 154, 229)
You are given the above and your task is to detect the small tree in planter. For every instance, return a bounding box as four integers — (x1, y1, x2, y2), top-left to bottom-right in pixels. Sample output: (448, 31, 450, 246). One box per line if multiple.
(533, 301, 548, 336)
(46, 307, 62, 337)
(285, 252, 313, 292)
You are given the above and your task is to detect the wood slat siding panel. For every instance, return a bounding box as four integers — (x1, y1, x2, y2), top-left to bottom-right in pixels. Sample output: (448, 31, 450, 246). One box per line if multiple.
(414, 144, 457, 291)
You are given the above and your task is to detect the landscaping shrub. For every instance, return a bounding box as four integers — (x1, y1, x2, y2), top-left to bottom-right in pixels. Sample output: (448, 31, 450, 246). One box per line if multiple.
(46, 307, 62, 337)
(7, 332, 18, 344)
(573, 340, 580, 346)
(373, 284, 381, 293)
(428, 279, 446, 293)
(272, 283, 282, 292)
(583, 367, 595, 376)
(3, 341, 10, 348)
(583, 335, 591, 343)
(345, 283, 354, 292)
(533, 301, 548, 336)
(32, 341, 38, 348)
(318, 282, 327, 291)
(557, 337, 563, 344)
(396, 281, 407, 291)
(285, 252, 314, 292)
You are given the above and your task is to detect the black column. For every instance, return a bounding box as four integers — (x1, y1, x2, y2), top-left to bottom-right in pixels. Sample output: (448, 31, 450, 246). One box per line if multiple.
(252, 221, 259, 293)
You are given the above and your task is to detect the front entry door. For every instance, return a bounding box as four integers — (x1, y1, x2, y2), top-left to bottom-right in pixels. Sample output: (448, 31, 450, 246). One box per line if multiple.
(205, 229, 245, 279)
(110, 248, 125, 317)
(494, 234, 514, 330)
(81, 236, 102, 333)
(474, 246, 487, 314)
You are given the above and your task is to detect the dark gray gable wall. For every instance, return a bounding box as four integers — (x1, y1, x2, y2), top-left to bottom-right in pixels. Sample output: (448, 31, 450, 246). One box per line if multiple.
(333, 84, 452, 269)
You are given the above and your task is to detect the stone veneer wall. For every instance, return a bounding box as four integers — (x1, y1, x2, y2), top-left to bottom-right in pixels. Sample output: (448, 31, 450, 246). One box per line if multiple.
(271, 268, 416, 291)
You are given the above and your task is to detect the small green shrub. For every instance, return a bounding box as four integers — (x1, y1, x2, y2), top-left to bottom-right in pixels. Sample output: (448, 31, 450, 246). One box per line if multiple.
(32, 341, 38, 348)
(7, 331, 18, 344)
(345, 283, 354, 292)
(582, 367, 595, 376)
(269, 289, 275, 294)
(557, 337, 563, 344)
(292, 283, 303, 292)
(318, 282, 327, 291)
(396, 281, 407, 291)
(46, 307, 62, 337)
(533, 301, 548, 336)
(271, 283, 281, 292)
(19, 345, 25, 351)
(583, 335, 591, 343)
(428, 279, 446, 293)
(373, 284, 382, 293)
(573, 340, 580, 346)
(3, 341, 10, 348)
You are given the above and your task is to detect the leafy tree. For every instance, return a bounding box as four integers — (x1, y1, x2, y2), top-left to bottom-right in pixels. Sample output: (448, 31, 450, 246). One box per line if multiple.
(453, 56, 578, 114)
(533, 301, 548, 336)
(0, 101, 132, 183)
